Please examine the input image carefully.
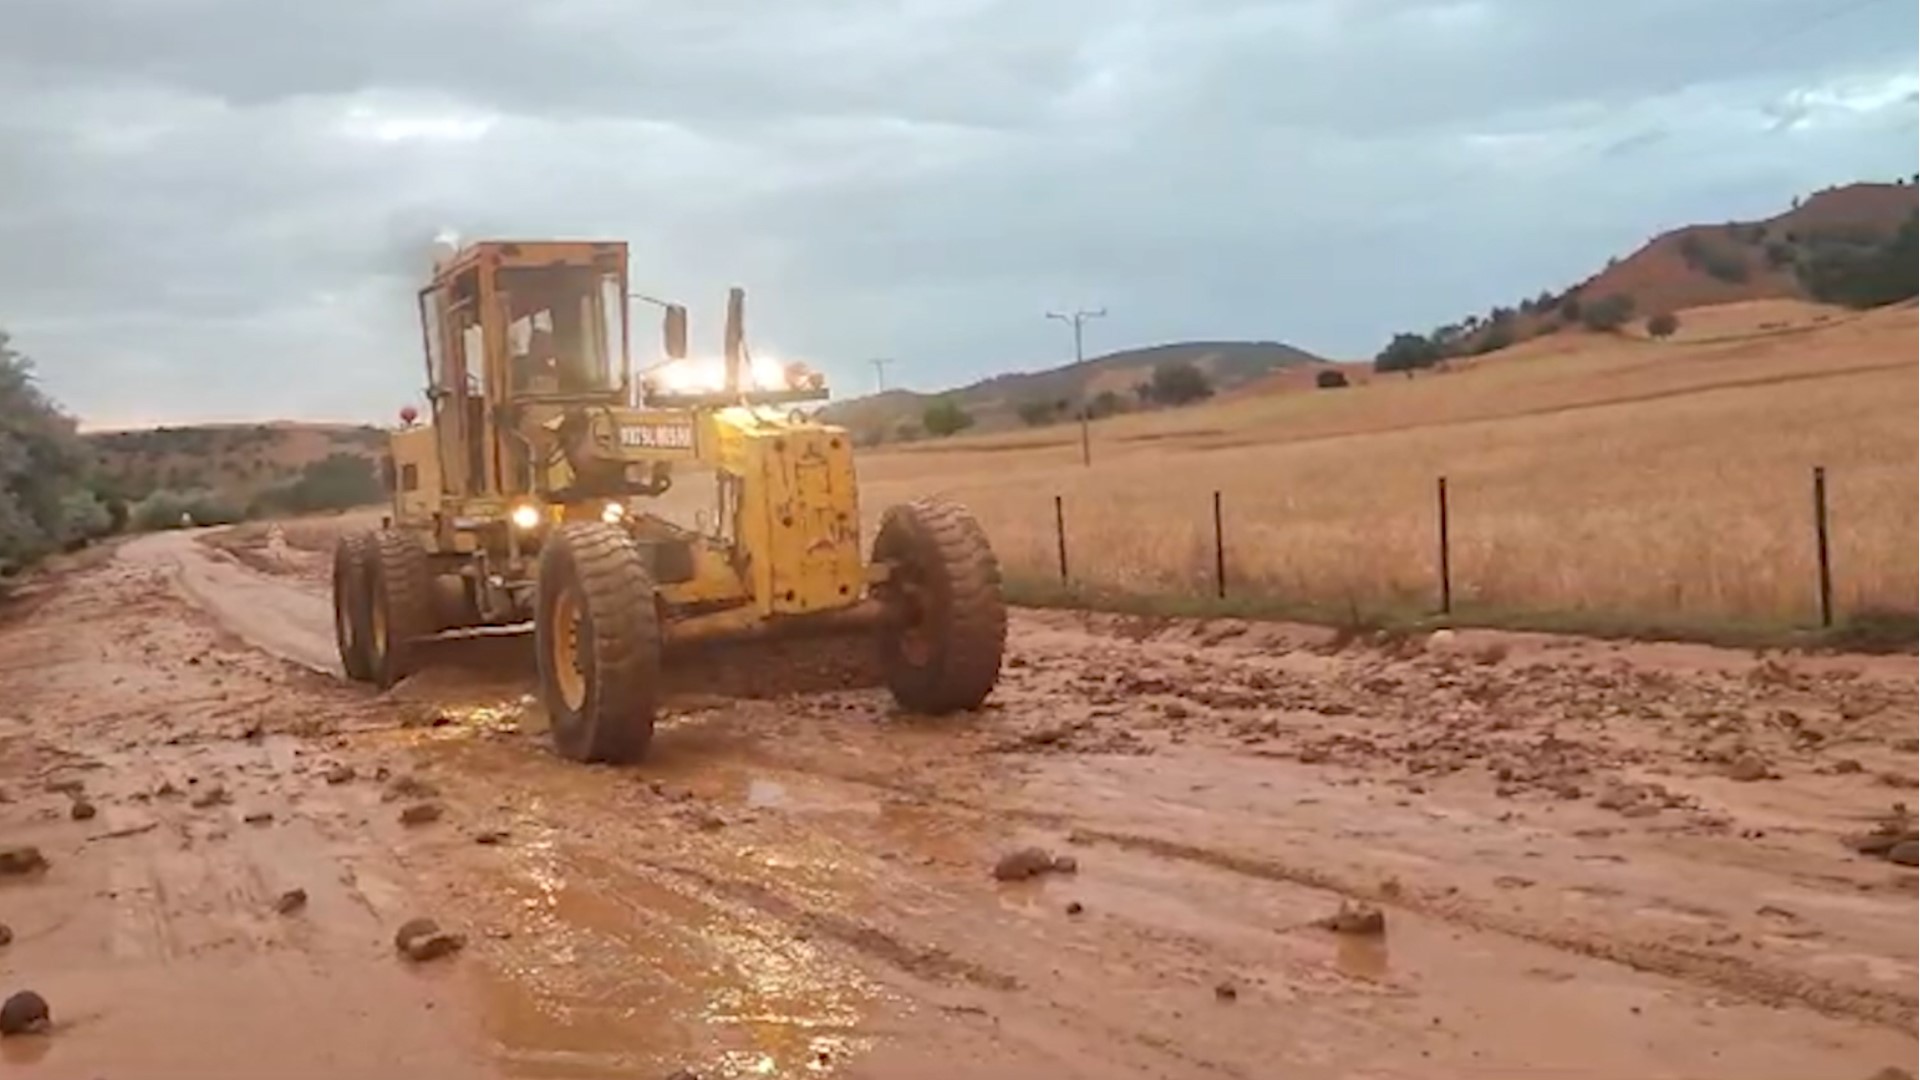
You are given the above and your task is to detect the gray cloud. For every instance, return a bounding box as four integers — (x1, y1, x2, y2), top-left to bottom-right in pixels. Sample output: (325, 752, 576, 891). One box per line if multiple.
(0, 0, 1913, 427)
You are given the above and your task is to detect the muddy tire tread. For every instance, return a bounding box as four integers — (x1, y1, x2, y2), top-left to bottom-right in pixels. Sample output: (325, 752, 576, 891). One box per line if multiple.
(538, 522, 660, 763)
(877, 496, 1007, 714)
(370, 530, 433, 689)
(332, 531, 377, 682)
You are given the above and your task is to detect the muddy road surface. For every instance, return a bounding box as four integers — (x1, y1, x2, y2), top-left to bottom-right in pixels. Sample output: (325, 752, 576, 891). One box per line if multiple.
(0, 528, 1914, 1079)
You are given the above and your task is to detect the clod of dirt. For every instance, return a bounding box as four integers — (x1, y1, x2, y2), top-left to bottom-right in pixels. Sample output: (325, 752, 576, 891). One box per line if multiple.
(664, 1070, 702, 1080)
(1315, 900, 1387, 937)
(399, 802, 444, 826)
(43, 779, 84, 796)
(0, 990, 50, 1036)
(238, 721, 265, 742)
(473, 829, 509, 846)
(1213, 980, 1238, 1002)
(1051, 854, 1079, 875)
(383, 774, 439, 802)
(155, 780, 181, 799)
(1832, 758, 1865, 775)
(1888, 840, 1919, 867)
(394, 917, 465, 963)
(244, 810, 275, 825)
(0, 846, 49, 877)
(1065, 901, 1085, 916)
(0, 924, 12, 946)
(1867, 1069, 1916, 1080)
(322, 764, 356, 785)
(190, 784, 231, 809)
(68, 800, 97, 821)
(992, 847, 1058, 882)
(274, 888, 308, 915)
(1726, 754, 1773, 783)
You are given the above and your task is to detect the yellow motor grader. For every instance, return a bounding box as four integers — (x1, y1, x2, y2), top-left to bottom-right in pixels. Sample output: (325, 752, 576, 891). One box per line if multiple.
(331, 239, 1005, 763)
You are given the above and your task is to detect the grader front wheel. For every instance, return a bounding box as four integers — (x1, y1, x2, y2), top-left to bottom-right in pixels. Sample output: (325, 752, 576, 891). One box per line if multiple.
(535, 523, 661, 764)
(873, 497, 1007, 714)
(331, 532, 377, 682)
(367, 531, 434, 689)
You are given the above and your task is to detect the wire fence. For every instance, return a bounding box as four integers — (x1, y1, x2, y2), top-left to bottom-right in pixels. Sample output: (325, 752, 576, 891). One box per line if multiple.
(1010, 465, 1892, 633)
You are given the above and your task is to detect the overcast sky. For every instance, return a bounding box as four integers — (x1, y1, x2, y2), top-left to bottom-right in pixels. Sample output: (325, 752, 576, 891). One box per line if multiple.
(2, 0, 1914, 429)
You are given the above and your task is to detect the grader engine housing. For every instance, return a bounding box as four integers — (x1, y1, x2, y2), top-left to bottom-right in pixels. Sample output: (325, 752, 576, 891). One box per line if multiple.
(329, 238, 1007, 764)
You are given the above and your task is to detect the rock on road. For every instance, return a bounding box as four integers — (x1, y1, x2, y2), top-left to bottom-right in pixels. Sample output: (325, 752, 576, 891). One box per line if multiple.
(0, 528, 1913, 1079)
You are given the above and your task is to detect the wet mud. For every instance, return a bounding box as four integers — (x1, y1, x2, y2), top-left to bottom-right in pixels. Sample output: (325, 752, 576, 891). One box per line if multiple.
(0, 528, 1913, 1078)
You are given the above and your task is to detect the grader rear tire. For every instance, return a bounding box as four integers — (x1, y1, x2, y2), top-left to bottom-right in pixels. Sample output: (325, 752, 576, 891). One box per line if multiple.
(331, 531, 377, 682)
(535, 523, 661, 764)
(367, 531, 434, 689)
(873, 496, 1007, 714)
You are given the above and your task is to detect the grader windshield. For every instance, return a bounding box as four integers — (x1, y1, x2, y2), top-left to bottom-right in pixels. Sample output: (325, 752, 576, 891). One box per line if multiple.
(503, 265, 626, 397)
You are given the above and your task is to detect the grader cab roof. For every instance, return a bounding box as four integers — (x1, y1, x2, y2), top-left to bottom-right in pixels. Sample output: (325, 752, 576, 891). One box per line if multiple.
(429, 239, 627, 279)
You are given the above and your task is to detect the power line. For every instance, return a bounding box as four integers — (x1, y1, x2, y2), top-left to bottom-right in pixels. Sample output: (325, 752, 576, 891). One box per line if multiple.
(869, 356, 895, 392)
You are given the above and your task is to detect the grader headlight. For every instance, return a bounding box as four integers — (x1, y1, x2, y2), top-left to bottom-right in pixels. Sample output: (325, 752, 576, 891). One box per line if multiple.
(509, 503, 543, 531)
(601, 501, 627, 524)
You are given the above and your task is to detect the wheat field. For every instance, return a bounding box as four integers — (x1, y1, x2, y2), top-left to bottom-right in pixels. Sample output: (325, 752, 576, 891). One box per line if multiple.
(852, 301, 1919, 632)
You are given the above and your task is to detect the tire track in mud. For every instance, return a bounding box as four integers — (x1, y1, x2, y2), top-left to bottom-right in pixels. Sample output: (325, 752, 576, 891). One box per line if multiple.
(699, 741, 1919, 1033)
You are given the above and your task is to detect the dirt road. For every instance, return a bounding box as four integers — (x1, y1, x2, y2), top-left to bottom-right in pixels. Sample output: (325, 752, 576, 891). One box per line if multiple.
(1, 529, 1915, 1079)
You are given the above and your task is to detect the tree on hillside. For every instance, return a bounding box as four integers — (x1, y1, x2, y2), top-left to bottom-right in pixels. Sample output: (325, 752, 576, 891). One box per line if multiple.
(922, 398, 975, 437)
(1084, 389, 1128, 419)
(1315, 369, 1349, 389)
(1797, 216, 1919, 309)
(1, 330, 103, 571)
(1374, 332, 1443, 373)
(1646, 312, 1680, 339)
(1145, 360, 1213, 406)
(1017, 400, 1060, 427)
(1580, 293, 1637, 332)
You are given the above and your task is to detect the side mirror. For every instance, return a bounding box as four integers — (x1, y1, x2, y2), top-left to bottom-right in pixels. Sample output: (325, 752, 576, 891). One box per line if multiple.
(663, 305, 688, 359)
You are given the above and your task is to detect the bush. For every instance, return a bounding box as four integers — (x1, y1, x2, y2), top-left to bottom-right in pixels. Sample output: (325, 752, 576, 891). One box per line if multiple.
(1580, 293, 1637, 332)
(1374, 332, 1442, 373)
(1016, 400, 1059, 427)
(1645, 312, 1680, 339)
(922, 399, 974, 437)
(1146, 360, 1213, 406)
(1315, 369, 1349, 389)
(131, 489, 244, 531)
(1, 331, 97, 568)
(1797, 217, 1918, 309)
(1084, 390, 1127, 419)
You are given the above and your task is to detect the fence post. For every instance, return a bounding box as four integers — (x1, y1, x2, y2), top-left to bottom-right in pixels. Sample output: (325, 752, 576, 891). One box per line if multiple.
(1212, 491, 1226, 599)
(1436, 476, 1452, 616)
(1813, 465, 1833, 628)
(1054, 494, 1069, 584)
(1080, 414, 1092, 467)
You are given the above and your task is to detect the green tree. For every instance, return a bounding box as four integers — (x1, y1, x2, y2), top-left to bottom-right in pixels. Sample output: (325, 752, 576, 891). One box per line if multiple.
(1374, 332, 1442, 373)
(1146, 360, 1213, 405)
(1017, 400, 1058, 427)
(1580, 294, 1637, 332)
(922, 399, 974, 437)
(1, 330, 97, 571)
(1797, 217, 1919, 309)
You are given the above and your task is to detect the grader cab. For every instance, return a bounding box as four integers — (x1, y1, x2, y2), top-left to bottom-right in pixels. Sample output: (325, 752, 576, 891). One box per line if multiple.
(331, 239, 1006, 763)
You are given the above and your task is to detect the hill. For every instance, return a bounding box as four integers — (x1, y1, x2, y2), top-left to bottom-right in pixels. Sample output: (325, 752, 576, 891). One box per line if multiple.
(85, 421, 385, 507)
(820, 340, 1326, 442)
(1404, 180, 1919, 361)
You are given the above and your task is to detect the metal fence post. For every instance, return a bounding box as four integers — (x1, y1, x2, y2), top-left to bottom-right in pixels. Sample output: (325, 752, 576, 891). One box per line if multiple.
(1212, 491, 1226, 599)
(1436, 476, 1452, 616)
(1054, 494, 1069, 584)
(1813, 466, 1833, 628)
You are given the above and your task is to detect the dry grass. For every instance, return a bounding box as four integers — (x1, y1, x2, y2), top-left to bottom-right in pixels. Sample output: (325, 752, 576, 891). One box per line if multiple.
(854, 302, 1919, 634)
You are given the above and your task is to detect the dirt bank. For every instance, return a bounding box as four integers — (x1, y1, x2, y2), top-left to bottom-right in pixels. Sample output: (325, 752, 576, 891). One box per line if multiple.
(0, 529, 1913, 1078)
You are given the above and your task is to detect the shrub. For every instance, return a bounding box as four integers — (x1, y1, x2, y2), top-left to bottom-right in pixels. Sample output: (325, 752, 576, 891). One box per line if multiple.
(1646, 312, 1680, 339)
(1315, 369, 1349, 389)
(1581, 294, 1637, 332)
(922, 399, 975, 437)
(1146, 360, 1213, 406)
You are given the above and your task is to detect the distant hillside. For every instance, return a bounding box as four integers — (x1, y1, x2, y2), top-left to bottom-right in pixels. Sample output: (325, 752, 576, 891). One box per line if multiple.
(1396, 179, 1919, 363)
(85, 421, 384, 504)
(822, 339, 1325, 441)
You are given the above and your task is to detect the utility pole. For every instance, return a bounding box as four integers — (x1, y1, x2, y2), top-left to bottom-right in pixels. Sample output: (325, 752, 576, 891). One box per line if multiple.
(1046, 307, 1106, 466)
(869, 357, 896, 393)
